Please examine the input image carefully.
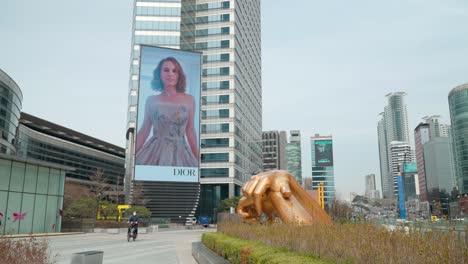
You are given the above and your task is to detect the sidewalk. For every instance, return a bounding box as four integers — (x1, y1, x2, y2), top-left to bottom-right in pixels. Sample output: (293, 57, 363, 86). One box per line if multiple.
(0, 232, 84, 238)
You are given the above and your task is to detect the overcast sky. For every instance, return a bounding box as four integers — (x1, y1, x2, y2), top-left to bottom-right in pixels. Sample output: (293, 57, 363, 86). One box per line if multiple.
(1, 0, 467, 199)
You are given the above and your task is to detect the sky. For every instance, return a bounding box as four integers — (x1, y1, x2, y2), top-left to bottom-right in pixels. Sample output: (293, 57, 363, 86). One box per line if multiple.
(1, 0, 468, 199)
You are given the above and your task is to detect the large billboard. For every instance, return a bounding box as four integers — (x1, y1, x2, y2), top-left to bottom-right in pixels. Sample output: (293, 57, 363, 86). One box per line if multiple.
(314, 140, 333, 166)
(134, 45, 201, 182)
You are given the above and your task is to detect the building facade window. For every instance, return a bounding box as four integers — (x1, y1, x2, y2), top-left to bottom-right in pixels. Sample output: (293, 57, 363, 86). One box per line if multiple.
(201, 138, 229, 148)
(202, 81, 229, 91)
(202, 109, 229, 119)
(202, 95, 229, 105)
(196, 27, 229, 37)
(201, 153, 229, 163)
(200, 168, 229, 177)
(196, 14, 230, 24)
(203, 53, 229, 63)
(201, 123, 229, 134)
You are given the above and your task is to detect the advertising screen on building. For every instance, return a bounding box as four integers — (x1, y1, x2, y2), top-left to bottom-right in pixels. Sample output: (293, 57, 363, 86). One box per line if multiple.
(314, 140, 333, 166)
(403, 162, 417, 173)
(134, 45, 201, 182)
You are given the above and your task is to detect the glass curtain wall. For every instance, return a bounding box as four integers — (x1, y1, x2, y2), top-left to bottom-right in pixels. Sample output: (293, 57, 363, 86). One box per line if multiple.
(0, 157, 66, 235)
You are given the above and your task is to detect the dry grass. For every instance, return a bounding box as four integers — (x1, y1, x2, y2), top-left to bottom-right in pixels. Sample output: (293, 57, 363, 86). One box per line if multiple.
(0, 237, 56, 264)
(218, 221, 467, 264)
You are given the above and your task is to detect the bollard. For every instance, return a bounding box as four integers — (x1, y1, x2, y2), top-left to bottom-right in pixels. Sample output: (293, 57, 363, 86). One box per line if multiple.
(70, 251, 104, 264)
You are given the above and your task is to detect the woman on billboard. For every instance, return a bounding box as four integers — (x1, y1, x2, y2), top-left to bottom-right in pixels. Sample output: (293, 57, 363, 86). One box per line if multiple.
(135, 57, 198, 167)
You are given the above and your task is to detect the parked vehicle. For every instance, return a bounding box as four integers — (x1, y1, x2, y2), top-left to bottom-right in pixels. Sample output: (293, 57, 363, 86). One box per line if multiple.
(185, 217, 197, 226)
(199, 216, 209, 227)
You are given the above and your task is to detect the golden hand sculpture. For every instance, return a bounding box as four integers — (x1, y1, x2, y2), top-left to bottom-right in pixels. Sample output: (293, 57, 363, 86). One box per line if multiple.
(237, 170, 332, 225)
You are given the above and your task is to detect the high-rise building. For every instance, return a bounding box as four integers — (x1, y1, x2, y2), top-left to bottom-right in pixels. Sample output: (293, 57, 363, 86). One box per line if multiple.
(389, 141, 414, 196)
(423, 137, 455, 198)
(414, 123, 430, 201)
(286, 130, 302, 183)
(414, 116, 454, 202)
(125, 0, 262, 222)
(279, 131, 287, 169)
(365, 174, 379, 199)
(448, 83, 468, 193)
(311, 134, 334, 205)
(377, 92, 412, 199)
(262, 131, 287, 171)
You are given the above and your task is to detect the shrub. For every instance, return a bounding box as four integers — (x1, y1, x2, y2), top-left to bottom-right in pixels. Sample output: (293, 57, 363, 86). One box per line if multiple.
(124, 206, 151, 219)
(0, 237, 56, 264)
(63, 198, 98, 218)
(217, 221, 466, 264)
(202, 232, 330, 264)
(218, 196, 242, 213)
(98, 201, 118, 220)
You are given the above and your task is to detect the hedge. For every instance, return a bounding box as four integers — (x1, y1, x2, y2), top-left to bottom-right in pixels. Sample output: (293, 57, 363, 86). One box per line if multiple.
(202, 232, 331, 264)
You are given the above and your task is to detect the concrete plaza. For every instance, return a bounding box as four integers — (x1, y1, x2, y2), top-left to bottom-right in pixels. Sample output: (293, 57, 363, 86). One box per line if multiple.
(46, 229, 214, 264)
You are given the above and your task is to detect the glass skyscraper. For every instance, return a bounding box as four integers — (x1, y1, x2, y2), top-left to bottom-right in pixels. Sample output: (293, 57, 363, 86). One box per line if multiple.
(311, 134, 335, 206)
(449, 83, 468, 193)
(125, 0, 262, 221)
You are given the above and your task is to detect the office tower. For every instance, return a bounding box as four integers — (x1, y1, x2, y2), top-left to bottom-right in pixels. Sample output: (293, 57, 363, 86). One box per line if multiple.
(262, 131, 287, 171)
(377, 92, 412, 199)
(423, 137, 455, 199)
(311, 134, 335, 205)
(279, 131, 287, 169)
(286, 130, 302, 183)
(125, 0, 262, 222)
(414, 116, 455, 202)
(448, 83, 468, 193)
(365, 174, 380, 199)
(414, 123, 430, 201)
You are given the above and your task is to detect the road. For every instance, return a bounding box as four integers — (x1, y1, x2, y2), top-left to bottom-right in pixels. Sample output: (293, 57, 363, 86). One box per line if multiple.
(46, 228, 214, 264)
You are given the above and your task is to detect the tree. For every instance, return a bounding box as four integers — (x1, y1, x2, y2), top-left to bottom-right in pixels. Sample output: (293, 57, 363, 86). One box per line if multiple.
(63, 182, 92, 210)
(218, 196, 242, 213)
(352, 195, 369, 204)
(108, 176, 124, 204)
(131, 181, 150, 206)
(63, 198, 98, 218)
(125, 206, 151, 219)
(329, 199, 352, 220)
(89, 168, 109, 201)
(98, 201, 118, 220)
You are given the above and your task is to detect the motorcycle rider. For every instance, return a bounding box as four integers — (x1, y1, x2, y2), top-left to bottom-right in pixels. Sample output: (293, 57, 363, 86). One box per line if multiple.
(127, 211, 139, 237)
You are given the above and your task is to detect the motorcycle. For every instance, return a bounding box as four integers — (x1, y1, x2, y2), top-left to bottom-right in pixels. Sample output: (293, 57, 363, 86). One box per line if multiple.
(127, 221, 138, 242)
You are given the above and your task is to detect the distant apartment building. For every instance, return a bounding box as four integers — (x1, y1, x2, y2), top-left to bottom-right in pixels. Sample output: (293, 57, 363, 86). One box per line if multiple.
(311, 134, 335, 205)
(378, 92, 412, 199)
(286, 130, 302, 183)
(262, 131, 287, 171)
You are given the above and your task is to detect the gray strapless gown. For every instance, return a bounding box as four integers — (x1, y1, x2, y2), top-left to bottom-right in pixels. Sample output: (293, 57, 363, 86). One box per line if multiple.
(135, 102, 197, 167)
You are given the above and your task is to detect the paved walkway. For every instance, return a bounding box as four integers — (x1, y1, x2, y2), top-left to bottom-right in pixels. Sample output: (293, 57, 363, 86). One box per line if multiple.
(46, 228, 215, 264)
